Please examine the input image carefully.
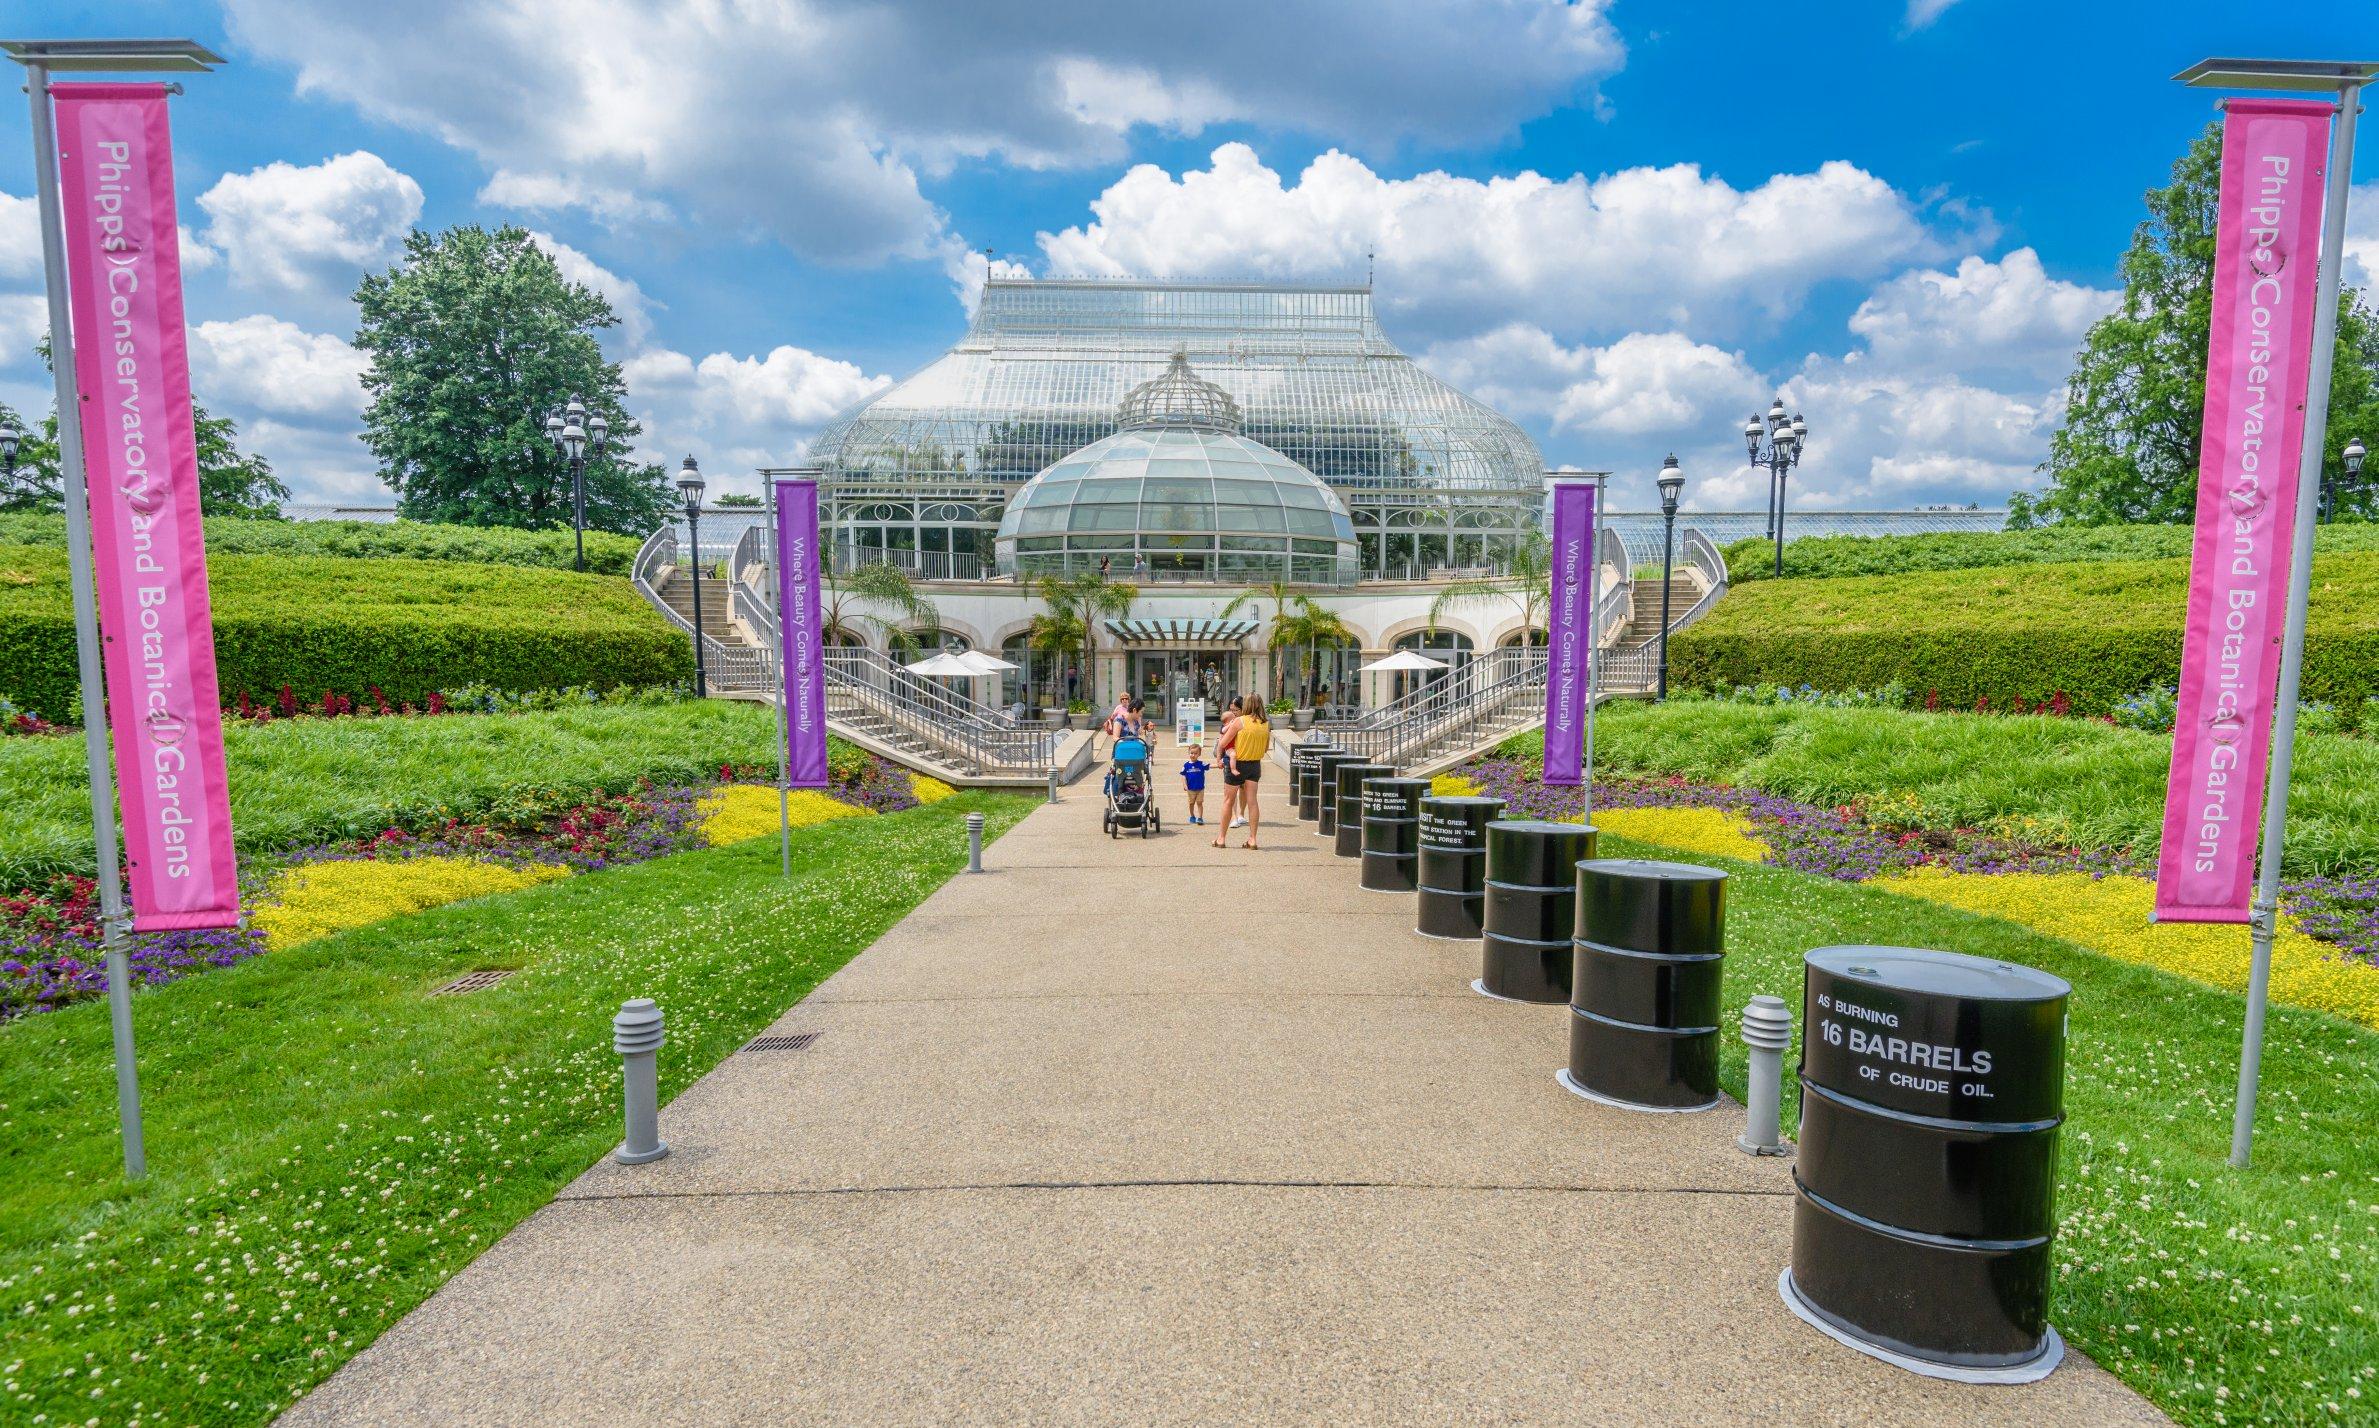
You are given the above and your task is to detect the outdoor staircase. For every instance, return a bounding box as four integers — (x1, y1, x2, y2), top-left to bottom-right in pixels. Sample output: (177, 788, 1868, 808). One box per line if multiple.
(1613, 575, 1703, 656)
(651, 570, 752, 652)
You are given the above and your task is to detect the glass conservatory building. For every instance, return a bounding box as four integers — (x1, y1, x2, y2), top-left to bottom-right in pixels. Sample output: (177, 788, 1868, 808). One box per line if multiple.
(806, 278, 1545, 580)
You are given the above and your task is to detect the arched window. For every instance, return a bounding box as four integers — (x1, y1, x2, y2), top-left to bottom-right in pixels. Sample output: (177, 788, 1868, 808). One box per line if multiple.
(1499, 627, 1548, 648)
(1391, 629, 1472, 701)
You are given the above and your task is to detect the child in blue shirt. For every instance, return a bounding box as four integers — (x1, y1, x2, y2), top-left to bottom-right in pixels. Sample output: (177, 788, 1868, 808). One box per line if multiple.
(1181, 745, 1210, 824)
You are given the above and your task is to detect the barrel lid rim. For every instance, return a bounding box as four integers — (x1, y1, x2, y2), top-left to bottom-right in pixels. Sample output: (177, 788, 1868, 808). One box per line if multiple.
(1805, 944, 2072, 1000)
(1422, 795, 1508, 806)
(1487, 818, 1600, 835)
(1575, 856, 1729, 881)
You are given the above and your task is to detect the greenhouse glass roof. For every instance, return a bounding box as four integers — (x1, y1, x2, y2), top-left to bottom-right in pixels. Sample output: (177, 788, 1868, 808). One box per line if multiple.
(809, 279, 1544, 502)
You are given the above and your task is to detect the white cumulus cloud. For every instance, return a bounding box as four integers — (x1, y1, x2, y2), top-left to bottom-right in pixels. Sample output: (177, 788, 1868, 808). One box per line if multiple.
(1848, 248, 2114, 382)
(1037, 144, 1941, 341)
(1423, 325, 1767, 439)
(196, 151, 423, 299)
(0, 191, 39, 281)
(625, 343, 892, 498)
(189, 315, 369, 420)
(220, 0, 1624, 266)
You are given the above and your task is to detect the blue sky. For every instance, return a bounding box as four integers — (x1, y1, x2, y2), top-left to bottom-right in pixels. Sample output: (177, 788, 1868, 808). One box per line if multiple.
(1, 0, 2372, 511)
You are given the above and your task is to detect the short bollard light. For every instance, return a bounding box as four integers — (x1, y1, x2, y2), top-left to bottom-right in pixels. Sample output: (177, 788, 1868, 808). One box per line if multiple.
(966, 811, 986, 873)
(1046, 768, 1059, 805)
(1737, 994, 1793, 1156)
(612, 998, 669, 1166)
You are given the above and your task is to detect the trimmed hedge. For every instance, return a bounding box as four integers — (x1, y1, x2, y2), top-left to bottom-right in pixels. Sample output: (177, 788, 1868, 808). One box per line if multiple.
(0, 512, 644, 575)
(1724, 522, 2379, 584)
(1673, 551, 2379, 715)
(0, 544, 692, 720)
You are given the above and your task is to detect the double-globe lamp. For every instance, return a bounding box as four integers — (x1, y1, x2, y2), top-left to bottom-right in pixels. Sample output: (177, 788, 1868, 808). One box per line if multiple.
(0, 420, 20, 473)
(1655, 454, 1685, 701)
(676, 456, 709, 699)
(2324, 436, 2367, 522)
(541, 393, 610, 572)
(1744, 397, 1808, 578)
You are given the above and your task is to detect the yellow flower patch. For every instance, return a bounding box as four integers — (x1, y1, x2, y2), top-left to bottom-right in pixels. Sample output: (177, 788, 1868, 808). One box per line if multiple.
(696, 784, 869, 846)
(1431, 772, 1484, 797)
(253, 857, 571, 952)
(1873, 869, 2379, 1030)
(1591, 806, 1770, 862)
(911, 774, 958, 804)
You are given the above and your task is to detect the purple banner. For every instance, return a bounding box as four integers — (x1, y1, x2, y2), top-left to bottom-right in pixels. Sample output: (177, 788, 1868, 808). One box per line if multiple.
(1542, 481, 1595, 786)
(55, 83, 240, 931)
(773, 478, 829, 788)
(2154, 99, 2332, 924)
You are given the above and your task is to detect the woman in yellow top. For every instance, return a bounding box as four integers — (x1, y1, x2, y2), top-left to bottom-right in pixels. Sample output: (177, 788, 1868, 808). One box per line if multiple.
(1229, 695, 1271, 850)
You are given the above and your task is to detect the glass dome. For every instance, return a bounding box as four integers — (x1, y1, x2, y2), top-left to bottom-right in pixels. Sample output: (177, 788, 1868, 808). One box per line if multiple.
(995, 426, 1359, 585)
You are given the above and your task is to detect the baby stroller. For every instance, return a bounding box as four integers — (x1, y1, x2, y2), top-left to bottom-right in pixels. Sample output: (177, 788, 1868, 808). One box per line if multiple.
(1103, 734, 1160, 838)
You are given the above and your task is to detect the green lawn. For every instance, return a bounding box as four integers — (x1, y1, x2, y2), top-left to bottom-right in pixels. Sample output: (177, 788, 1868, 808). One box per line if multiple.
(0, 793, 1036, 1426)
(1519, 699, 2379, 874)
(1, 700, 786, 885)
(1620, 830, 2377, 1426)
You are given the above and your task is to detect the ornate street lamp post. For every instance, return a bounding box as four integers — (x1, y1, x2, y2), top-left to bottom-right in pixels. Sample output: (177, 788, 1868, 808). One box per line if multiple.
(0, 420, 20, 474)
(677, 456, 708, 699)
(541, 393, 610, 572)
(1745, 396, 1808, 578)
(2323, 436, 2365, 523)
(1655, 454, 1685, 701)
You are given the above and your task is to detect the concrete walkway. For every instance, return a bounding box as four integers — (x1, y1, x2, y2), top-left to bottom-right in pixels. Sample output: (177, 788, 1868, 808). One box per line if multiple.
(285, 751, 2163, 1426)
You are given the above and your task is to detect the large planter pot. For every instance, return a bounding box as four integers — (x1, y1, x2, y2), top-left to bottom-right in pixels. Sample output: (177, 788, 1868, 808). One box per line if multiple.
(1292, 709, 1316, 730)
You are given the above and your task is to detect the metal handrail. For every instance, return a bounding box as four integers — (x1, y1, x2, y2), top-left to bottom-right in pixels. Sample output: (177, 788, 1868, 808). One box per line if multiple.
(632, 526, 771, 692)
(1670, 527, 1730, 633)
(1596, 523, 1636, 647)
(823, 649, 1058, 774)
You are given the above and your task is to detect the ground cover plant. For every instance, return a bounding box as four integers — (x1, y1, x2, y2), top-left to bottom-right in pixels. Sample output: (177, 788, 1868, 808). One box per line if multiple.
(1503, 699, 2379, 875)
(0, 512, 644, 576)
(0, 793, 1037, 1426)
(1723, 522, 2379, 584)
(0, 700, 783, 887)
(1671, 549, 2379, 714)
(0, 544, 691, 719)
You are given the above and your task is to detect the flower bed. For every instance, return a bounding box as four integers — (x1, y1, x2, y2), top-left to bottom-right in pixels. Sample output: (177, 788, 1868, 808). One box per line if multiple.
(1440, 754, 2379, 1030)
(0, 754, 954, 1019)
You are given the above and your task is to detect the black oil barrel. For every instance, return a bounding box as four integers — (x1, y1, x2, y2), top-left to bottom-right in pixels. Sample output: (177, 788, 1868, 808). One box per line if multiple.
(1287, 741, 1329, 822)
(1310, 751, 1356, 835)
(1359, 778, 1431, 892)
(1332, 763, 1393, 857)
(1564, 859, 1728, 1111)
(1783, 946, 2071, 1380)
(1477, 820, 1597, 1002)
(1416, 796, 1505, 939)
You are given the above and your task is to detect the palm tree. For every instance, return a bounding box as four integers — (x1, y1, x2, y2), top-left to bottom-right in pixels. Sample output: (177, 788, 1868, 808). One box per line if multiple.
(1273, 596, 1353, 706)
(822, 562, 938, 654)
(1218, 576, 1297, 700)
(1425, 532, 1553, 641)
(1034, 570, 1137, 709)
(1026, 608, 1084, 708)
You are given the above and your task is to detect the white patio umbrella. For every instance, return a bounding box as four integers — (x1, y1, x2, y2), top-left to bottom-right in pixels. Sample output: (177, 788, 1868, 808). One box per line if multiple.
(902, 651, 983, 677)
(1358, 648, 1448, 710)
(953, 650, 1018, 673)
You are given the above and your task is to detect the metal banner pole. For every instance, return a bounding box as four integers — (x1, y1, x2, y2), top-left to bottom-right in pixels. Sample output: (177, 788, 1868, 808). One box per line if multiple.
(768, 480, 793, 880)
(1581, 474, 1608, 823)
(24, 58, 145, 1179)
(2231, 75, 2363, 1168)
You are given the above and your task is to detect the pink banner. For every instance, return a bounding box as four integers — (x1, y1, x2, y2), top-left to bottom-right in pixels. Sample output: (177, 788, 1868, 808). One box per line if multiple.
(2155, 98, 2333, 924)
(54, 84, 240, 931)
(1541, 481, 1595, 786)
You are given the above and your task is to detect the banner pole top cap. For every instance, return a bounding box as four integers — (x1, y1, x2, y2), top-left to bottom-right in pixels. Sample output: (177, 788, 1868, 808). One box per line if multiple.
(2175, 57, 2378, 91)
(3, 38, 223, 72)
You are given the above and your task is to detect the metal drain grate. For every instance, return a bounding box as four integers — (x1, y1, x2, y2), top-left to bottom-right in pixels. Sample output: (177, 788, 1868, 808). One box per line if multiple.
(742, 1031, 822, 1053)
(432, 968, 517, 996)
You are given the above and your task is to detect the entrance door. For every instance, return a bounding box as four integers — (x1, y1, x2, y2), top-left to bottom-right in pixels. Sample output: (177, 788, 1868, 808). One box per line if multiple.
(1128, 651, 1240, 726)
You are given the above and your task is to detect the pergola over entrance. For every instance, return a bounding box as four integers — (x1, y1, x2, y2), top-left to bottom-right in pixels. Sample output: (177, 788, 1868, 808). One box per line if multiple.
(1105, 618, 1259, 724)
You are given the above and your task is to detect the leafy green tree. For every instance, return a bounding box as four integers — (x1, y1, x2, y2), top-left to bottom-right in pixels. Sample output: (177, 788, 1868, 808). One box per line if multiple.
(2034, 122, 2379, 524)
(0, 392, 287, 517)
(1026, 607, 1085, 707)
(1272, 595, 1354, 704)
(353, 225, 670, 534)
(1218, 576, 1297, 698)
(713, 492, 764, 508)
